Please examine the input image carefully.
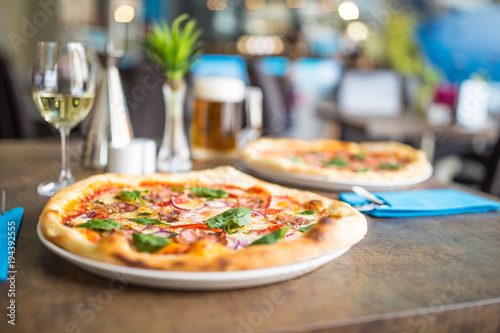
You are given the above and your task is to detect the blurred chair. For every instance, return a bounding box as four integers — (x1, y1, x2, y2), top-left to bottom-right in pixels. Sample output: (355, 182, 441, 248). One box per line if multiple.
(246, 57, 290, 136)
(319, 68, 405, 142)
(336, 70, 403, 118)
(483, 137, 500, 196)
(258, 57, 292, 118)
(0, 51, 33, 138)
(119, 57, 166, 140)
(452, 134, 500, 196)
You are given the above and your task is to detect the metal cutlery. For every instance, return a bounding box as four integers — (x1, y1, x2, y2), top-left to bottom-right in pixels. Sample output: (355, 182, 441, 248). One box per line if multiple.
(354, 202, 381, 212)
(350, 186, 388, 211)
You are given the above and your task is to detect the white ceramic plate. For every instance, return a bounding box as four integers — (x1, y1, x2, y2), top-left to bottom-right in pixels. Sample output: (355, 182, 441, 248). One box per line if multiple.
(37, 223, 350, 290)
(240, 160, 433, 191)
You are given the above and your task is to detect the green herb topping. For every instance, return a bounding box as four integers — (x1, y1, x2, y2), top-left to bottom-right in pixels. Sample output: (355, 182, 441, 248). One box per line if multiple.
(251, 226, 291, 246)
(378, 163, 401, 170)
(206, 207, 252, 234)
(288, 156, 303, 163)
(129, 218, 169, 226)
(170, 186, 186, 191)
(190, 187, 228, 199)
(133, 233, 170, 253)
(137, 212, 152, 216)
(352, 153, 366, 161)
(298, 224, 315, 233)
(322, 158, 348, 167)
(116, 190, 148, 205)
(75, 219, 122, 231)
(297, 210, 317, 215)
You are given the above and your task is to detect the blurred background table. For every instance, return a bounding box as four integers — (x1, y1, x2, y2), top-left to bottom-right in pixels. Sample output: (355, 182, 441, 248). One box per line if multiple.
(1, 139, 499, 333)
(317, 100, 500, 161)
(318, 101, 500, 144)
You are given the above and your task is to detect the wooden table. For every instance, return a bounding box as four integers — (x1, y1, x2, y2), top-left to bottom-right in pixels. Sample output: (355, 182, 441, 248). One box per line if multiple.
(1, 139, 499, 333)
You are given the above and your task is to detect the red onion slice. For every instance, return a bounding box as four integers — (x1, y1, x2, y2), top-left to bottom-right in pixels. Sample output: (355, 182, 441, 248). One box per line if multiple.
(153, 230, 174, 236)
(251, 210, 266, 218)
(227, 237, 251, 250)
(140, 224, 153, 232)
(171, 197, 205, 211)
(229, 239, 240, 250)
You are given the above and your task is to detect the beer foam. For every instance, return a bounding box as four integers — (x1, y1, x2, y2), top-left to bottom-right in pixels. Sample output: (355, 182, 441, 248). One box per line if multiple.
(194, 77, 246, 103)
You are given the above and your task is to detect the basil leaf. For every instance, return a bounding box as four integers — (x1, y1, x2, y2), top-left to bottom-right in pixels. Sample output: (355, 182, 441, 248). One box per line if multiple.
(378, 163, 401, 170)
(298, 224, 315, 233)
(352, 153, 366, 161)
(137, 212, 152, 216)
(116, 190, 148, 205)
(206, 207, 252, 234)
(190, 187, 228, 198)
(129, 218, 168, 226)
(322, 158, 348, 167)
(75, 219, 122, 231)
(288, 156, 303, 163)
(297, 210, 317, 215)
(170, 186, 186, 191)
(251, 226, 291, 246)
(133, 233, 170, 253)
(356, 167, 372, 173)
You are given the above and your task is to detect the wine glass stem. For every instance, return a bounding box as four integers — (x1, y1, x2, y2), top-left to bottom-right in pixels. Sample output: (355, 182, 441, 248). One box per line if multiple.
(58, 127, 74, 184)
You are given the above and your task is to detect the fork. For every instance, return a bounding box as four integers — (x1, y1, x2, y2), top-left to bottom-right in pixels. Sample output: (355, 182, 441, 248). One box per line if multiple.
(350, 186, 388, 211)
(355, 202, 384, 212)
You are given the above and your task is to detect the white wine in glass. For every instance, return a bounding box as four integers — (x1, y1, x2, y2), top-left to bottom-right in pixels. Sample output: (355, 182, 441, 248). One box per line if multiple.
(32, 42, 95, 196)
(33, 93, 94, 129)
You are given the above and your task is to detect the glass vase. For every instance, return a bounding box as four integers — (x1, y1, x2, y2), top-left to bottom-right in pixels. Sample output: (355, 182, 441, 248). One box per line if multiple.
(157, 80, 192, 173)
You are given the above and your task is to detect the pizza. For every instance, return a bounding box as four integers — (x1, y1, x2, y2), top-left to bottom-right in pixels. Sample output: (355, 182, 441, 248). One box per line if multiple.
(241, 138, 432, 182)
(39, 167, 367, 271)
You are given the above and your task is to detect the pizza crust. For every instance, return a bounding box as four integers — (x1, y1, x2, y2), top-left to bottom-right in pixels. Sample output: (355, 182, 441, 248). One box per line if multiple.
(241, 138, 432, 182)
(39, 167, 367, 271)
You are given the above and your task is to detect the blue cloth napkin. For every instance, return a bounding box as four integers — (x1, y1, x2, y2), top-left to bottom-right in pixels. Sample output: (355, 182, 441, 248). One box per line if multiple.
(339, 189, 500, 217)
(0, 207, 23, 281)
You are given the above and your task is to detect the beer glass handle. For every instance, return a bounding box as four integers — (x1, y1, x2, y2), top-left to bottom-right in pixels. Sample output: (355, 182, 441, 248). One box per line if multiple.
(245, 86, 263, 133)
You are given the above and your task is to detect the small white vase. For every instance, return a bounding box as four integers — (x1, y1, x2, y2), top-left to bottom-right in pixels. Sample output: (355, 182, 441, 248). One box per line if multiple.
(157, 80, 192, 173)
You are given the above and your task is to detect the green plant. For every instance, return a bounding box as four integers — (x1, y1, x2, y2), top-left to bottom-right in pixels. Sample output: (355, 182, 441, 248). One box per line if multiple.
(144, 14, 203, 88)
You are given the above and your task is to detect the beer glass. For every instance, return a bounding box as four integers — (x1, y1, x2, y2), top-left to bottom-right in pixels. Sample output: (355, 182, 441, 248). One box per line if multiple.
(190, 77, 262, 160)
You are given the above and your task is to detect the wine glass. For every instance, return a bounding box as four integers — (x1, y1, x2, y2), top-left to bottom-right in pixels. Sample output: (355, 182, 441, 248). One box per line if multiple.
(32, 42, 95, 196)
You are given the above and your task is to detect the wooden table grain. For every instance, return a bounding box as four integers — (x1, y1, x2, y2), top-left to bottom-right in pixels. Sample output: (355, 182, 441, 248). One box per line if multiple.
(1, 139, 499, 333)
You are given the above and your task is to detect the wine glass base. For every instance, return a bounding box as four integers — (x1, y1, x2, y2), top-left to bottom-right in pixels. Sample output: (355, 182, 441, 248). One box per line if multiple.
(37, 180, 74, 197)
